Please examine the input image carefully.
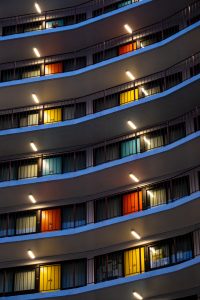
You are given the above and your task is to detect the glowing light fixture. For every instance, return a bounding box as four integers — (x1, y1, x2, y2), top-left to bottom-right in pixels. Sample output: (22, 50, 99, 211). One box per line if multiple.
(143, 136, 151, 146)
(133, 292, 143, 300)
(28, 194, 36, 204)
(141, 87, 148, 96)
(124, 24, 133, 34)
(31, 93, 39, 104)
(131, 230, 141, 240)
(127, 120, 137, 130)
(34, 2, 42, 14)
(27, 250, 35, 259)
(126, 70, 135, 81)
(33, 47, 41, 57)
(129, 173, 139, 183)
(30, 142, 38, 152)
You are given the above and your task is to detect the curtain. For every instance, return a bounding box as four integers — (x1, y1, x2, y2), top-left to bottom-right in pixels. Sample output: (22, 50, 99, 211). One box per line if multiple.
(62, 260, 86, 289)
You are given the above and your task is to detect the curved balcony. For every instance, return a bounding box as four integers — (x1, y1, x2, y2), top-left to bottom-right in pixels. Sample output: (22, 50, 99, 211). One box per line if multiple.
(0, 229, 199, 299)
(0, 19, 199, 109)
(0, 52, 199, 157)
(0, 108, 199, 209)
(0, 166, 199, 263)
(0, 0, 190, 62)
(0, 1, 200, 83)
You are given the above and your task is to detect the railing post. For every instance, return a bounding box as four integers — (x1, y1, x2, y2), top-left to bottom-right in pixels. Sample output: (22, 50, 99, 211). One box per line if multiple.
(87, 258, 94, 285)
(86, 201, 94, 224)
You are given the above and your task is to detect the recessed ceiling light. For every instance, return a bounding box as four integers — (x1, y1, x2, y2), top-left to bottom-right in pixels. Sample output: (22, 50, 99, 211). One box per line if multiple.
(124, 24, 133, 34)
(141, 87, 148, 96)
(126, 70, 135, 80)
(129, 173, 139, 182)
(30, 142, 38, 152)
(31, 93, 39, 104)
(27, 250, 35, 259)
(34, 2, 42, 14)
(133, 292, 143, 300)
(131, 230, 141, 240)
(33, 47, 41, 57)
(143, 136, 151, 145)
(28, 194, 36, 204)
(127, 120, 137, 130)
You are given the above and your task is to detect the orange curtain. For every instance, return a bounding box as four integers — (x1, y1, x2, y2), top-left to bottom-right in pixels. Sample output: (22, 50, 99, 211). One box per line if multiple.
(118, 42, 137, 55)
(45, 62, 63, 75)
(123, 191, 143, 215)
(41, 209, 61, 232)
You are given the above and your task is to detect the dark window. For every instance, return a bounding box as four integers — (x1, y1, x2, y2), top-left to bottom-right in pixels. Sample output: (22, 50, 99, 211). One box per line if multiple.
(95, 252, 123, 282)
(62, 203, 86, 229)
(95, 195, 122, 222)
(62, 260, 86, 289)
(172, 234, 193, 264)
(171, 175, 190, 200)
(94, 143, 120, 166)
(169, 122, 186, 143)
(93, 93, 119, 113)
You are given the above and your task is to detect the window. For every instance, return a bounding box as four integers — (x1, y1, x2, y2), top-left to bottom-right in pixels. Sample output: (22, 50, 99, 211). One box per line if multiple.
(141, 128, 166, 152)
(122, 191, 143, 215)
(0, 214, 14, 237)
(172, 234, 193, 263)
(42, 156, 62, 176)
(93, 93, 119, 113)
(63, 103, 86, 120)
(62, 260, 86, 289)
(124, 247, 145, 276)
(18, 160, 38, 179)
(45, 62, 63, 75)
(146, 184, 168, 207)
(95, 195, 122, 222)
(19, 111, 39, 127)
(171, 175, 190, 200)
(95, 252, 123, 282)
(63, 151, 86, 173)
(118, 42, 137, 55)
(43, 108, 62, 124)
(41, 209, 61, 232)
(94, 143, 120, 166)
(119, 88, 139, 105)
(0, 270, 13, 293)
(121, 138, 140, 157)
(62, 203, 86, 229)
(46, 19, 64, 29)
(149, 242, 170, 269)
(14, 270, 35, 292)
(16, 212, 37, 235)
(169, 122, 186, 143)
(40, 264, 61, 292)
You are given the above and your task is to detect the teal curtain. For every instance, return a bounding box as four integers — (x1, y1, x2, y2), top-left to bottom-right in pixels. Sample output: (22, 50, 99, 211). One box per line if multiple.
(121, 138, 140, 157)
(42, 157, 62, 176)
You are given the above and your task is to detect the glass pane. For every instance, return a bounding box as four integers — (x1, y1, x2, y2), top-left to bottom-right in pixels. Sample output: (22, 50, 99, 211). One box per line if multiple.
(42, 157, 62, 176)
(149, 243, 170, 269)
(14, 270, 35, 292)
(16, 213, 36, 235)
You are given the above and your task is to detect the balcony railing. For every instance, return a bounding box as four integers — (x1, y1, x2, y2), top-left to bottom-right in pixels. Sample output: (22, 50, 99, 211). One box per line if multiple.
(0, 229, 200, 296)
(0, 165, 199, 238)
(0, 107, 199, 183)
(0, 0, 140, 37)
(0, 49, 200, 131)
(0, 0, 200, 83)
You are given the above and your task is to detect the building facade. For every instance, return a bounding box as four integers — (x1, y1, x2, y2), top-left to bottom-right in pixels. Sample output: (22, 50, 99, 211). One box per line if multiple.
(0, 0, 200, 299)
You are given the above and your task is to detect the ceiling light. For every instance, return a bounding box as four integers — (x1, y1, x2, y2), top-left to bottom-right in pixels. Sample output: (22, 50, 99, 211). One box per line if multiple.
(30, 142, 38, 152)
(127, 120, 137, 130)
(31, 93, 39, 104)
(27, 250, 35, 259)
(129, 173, 139, 182)
(33, 47, 41, 57)
(131, 230, 141, 240)
(34, 2, 42, 14)
(124, 24, 133, 34)
(133, 292, 143, 300)
(141, 87, 148, 96)
(143, 136, 151, 145)
(126, 71, 135, 81)
(28, 194, 36, 204)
